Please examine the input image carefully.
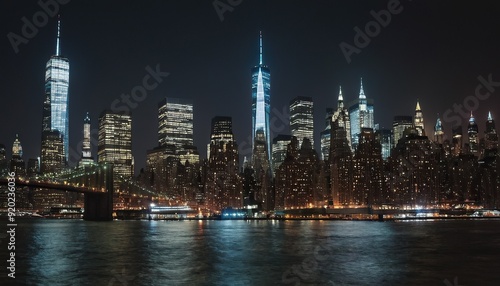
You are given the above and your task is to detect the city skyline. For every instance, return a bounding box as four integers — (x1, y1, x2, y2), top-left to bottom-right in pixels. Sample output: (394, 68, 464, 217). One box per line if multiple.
(2, 1, 500, 173)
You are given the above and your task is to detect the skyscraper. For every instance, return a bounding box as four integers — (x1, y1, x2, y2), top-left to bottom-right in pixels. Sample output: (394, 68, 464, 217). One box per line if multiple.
(290, 96, 314, 148)
(320, 108, 334, 161)
(272, 134, 293, 171)
(349, 78, 374, 151)
(80, 112, 94, 166)
(414, 99, 425, 136)
(158, 97, 194, 151)
(468, 112, 479, 156)
(376, 128, 392, 160)
(452, 125, 463, 156)
(484, 111, 498, 157)
(43, 17, 70, 163)
(251, 31, 272, 166)
(98, 111, 133, 180)
(434, 114, 444, 144)
(40, 130, 64, 174)
(393, 115, 413, 145)
(10, 134, 26, 177)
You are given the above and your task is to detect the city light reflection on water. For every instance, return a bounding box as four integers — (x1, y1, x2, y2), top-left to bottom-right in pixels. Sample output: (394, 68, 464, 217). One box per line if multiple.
(1, 219, 500, 285)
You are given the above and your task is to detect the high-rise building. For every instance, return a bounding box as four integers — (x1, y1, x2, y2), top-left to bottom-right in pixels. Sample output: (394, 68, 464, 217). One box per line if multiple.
(43, 17, 70, 163)
(349, 78, 374, 151)
(468, 112, 479, 156)
(80, 112, 94, 166)
(40, 130, 64, 174)
(434, 114, 444, 144)
(393, 115, 413, 145)
(376, 128, 392, 160)
(290, 96, 314, 148)
(320, 107, 334, 161)
(10, 134, 26, 177)
(484, 111, 498, 157)
(0, 144, 8, 176)
(98, 111, 133, 180)
(158, 97, 194, 151)
(414, 99, 425, 136)
(452, 125, 463, 156)
(27, 158, 40, 177)
(205, 116, 241, 212)
(272, 134, 293, 171)
(251, 31, 272, 166)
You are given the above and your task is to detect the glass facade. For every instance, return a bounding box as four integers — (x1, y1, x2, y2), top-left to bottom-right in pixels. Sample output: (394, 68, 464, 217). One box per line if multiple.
(158, 97, 194, 151)
(349, 79, 374, 152)
(251, 32, 272, 165)
(272, 134, 293, 171)
(98, 111, 133, 180)
(393, 115, 413, 146)
(290, 96, 314, 148)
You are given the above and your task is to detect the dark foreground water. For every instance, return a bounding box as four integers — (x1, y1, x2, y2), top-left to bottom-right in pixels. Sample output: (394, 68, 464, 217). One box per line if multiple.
(1, 219, 500, 286)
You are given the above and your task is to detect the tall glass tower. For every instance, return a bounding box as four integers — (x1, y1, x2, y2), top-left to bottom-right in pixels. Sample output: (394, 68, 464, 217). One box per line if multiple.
(44, 18, 70, 163)
(290, 96, 314, 147)
(349, 78, 374, 151)
(251, 31, 271, 165)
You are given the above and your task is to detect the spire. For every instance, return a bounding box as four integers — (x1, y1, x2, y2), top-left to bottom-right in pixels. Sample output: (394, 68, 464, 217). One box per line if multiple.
(488, 111, 493, 121)
(259, 31, 263, 65)
(469, 111, 475, 122)
(416, 99, 421, 111)
(359, 77, 366, 99)
(337, 85, 344, 109)
(56, 15, 61, 56)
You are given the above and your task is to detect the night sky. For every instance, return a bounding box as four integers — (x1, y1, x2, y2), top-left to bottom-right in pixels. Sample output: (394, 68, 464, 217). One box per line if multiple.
(2, 0, 500, 173)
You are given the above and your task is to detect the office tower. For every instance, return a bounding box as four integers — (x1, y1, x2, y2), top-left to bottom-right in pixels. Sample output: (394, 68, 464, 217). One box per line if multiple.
(10, 134, 26, 177)
(452, 125, 463, 156)
(349, 78, 374, 151)
(414, 99, 425, 136)
(27, 158, 40, 177)
(0, 144, 8, 176)
(376, 128, 392, 160)
(330, 108, 354, 207)
(80, 112, 94, 166)
(484, 111, 498, 157)
(434, 115, 444, 144)
(290, 96, 314, 147)
(251, 31, 272, 166)
(252, 129, 272, 210)
(205, 116, 241, 212)
(40, 130, 64, 174)
(468, 112, 479, 156)
(43, 17, 70, 162)
(158, 97, 194, 151)
(320, 108, 334, 161)
(352, 128, 384, 206)
(98, 111, 133, 180)
(393, 115, 413, 145)
(272, 134, 293, 171)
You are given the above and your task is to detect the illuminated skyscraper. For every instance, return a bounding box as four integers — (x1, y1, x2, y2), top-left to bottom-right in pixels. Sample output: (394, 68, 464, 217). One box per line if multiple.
(80, 112, 94, 166)
(272, 134, 293, 171)
(98, 111, 133, 180)
(158, 97, 194, 151)
(320, 108, 334, 161)
(10, 134, 26, 176)
(251, 31, 272, 166)
(484, 111, 498, 157)
(452, 125, 463, 156)
(349, 78, 374, 151)
(468, 112, 479, 156)
(393, 115, 413, 145)
(414, 99, 425, 136)
(434, 114, 444, 144)
(376, 128, 392, 160)
(40, 130, 64, 174)
(290, 96, 314, 148)
(43, 17, 70, 163)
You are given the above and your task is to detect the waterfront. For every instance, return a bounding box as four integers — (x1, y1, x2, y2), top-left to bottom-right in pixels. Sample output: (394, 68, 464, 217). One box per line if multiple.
(1, 219, 500, 285)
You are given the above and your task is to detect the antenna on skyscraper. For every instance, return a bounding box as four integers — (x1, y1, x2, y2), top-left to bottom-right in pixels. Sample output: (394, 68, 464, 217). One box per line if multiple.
(56, 15, 61, 56)
(259, 31, 263, 65)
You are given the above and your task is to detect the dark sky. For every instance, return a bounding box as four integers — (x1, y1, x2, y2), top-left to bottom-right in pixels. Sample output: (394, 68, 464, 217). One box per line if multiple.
(2, 0, 500, 173)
